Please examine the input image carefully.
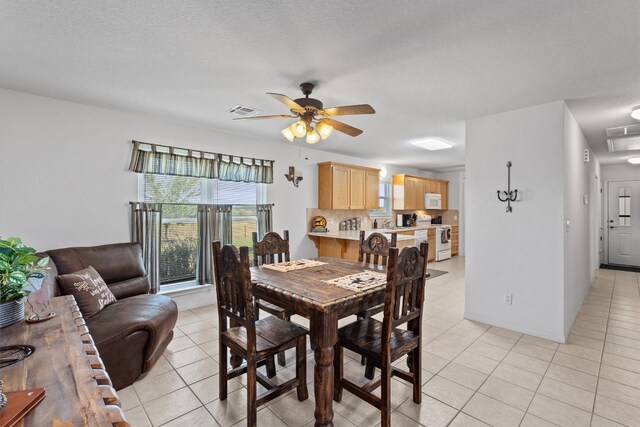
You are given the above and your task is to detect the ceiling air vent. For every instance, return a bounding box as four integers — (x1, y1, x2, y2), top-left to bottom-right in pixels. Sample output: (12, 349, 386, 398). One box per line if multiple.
(606, 124, 640, 152)
(228, 105, 260, 117)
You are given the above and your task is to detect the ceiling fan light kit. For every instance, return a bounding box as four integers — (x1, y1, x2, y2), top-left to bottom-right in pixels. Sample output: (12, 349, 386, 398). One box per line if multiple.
(235, 82, 375, 144)
(316, 121, 333, 140)
(281, 126, 295, 142)
(306, 128, 321, 144)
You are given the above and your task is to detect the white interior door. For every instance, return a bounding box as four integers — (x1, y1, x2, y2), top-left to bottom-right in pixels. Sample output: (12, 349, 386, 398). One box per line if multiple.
(608, 180, 640, 266)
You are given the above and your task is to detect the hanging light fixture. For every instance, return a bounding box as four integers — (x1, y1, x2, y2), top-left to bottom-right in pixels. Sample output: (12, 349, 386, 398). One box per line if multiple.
(306, 128, 321, 144)
(290, 120, 307, 138)
(316, 120, 334, 140)
(281, 126, 295, 142)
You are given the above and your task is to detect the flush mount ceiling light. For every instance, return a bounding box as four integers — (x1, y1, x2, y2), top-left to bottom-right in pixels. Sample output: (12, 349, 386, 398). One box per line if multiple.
(632, 106, 640, 120)
(628, 156, 640, 164)
(412, 138, 452, 151)
(233, 82, 375, 144)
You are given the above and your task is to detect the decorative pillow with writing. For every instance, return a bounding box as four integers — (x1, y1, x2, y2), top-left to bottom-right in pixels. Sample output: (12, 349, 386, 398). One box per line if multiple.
(57, 266, 117, 318)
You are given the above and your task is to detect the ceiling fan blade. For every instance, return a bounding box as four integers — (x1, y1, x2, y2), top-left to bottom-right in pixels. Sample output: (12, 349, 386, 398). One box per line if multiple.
(320, 104, 375, 117)
(266, 93, 306, 113)
(232, 114, 294, 120)
(320, 118, 363, 137)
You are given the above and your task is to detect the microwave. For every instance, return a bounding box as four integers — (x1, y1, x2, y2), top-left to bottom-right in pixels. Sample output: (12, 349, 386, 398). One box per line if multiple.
(424, 193, 442, 210)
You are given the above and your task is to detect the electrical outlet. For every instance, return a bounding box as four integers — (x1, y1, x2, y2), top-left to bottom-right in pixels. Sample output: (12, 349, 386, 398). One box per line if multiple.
(504, 293, 513, 305)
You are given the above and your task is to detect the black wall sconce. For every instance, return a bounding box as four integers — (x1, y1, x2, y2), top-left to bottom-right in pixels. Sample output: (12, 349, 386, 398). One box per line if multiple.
(285, 166, 303, 187)
(497, 161, 518, 213)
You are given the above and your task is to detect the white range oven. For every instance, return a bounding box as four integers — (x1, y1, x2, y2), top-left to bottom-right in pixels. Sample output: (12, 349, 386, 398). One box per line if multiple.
(435, 225, 452, 261)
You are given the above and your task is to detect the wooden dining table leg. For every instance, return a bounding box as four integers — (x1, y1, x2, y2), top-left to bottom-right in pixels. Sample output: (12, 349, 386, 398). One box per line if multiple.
(310, 310, 338, 427)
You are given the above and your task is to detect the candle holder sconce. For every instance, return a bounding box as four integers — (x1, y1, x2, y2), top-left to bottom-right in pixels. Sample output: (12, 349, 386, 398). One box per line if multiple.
(497, 161, 518, 213)
(284, 166, 303, 187)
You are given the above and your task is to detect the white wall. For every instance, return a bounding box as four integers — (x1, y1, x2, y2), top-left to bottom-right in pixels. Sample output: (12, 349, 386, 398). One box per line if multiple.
(601, 163, 640, 180)
(563, 105, 601, 337)
(465, 101, 567, 341)
(0, 88, 419, 256)
(465, 100, 601, 342)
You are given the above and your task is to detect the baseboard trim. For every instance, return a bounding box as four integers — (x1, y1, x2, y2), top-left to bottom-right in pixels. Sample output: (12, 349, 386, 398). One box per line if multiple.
(600, 263, 640, 273)
(162, 284, 216, 311)
(464, 311, 566, 343)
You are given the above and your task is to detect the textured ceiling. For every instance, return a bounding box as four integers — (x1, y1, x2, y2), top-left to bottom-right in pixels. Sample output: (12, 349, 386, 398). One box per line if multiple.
(0, 0, 638, 169)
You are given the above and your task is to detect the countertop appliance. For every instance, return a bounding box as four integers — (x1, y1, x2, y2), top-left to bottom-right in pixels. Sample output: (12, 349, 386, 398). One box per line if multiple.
(431, 216, 442, 224)
(396, 214, 413, 227)
(425, 193, 442, 210)
(415, 215, 432, 226)
(435, 225, 452, 261)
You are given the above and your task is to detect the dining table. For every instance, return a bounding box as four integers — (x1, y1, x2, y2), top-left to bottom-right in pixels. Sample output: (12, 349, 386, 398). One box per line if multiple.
(250, 256, 388, 427)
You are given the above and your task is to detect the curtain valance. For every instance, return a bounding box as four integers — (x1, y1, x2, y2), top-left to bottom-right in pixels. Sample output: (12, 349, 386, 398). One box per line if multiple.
(128, 140, 274, 184)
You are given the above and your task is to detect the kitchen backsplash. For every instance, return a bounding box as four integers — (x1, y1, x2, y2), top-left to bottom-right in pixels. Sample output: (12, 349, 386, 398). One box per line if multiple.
(306, 208, 459, 232)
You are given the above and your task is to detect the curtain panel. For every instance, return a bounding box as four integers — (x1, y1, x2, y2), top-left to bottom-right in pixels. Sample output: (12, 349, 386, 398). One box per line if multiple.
(196, 204, 233, 285)
(256, 204, 273, 240)
(128, 140, 274, 184)
(196, 205, 215, 286)
(130, 202, 162, 293)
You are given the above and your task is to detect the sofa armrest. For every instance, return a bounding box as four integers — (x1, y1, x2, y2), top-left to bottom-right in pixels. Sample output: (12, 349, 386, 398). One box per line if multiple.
(109, 276, 151, 299)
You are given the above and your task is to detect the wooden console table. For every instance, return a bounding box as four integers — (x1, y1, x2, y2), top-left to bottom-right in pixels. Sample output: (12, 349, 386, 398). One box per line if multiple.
(1, 296, 129, 426)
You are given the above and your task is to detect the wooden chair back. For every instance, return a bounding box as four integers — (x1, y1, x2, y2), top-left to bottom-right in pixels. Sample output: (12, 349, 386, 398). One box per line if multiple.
(213, 241, 255, 339)
(358, 231, 397, 266)
(382, 242, 428, 344)
(252, 230, 290, 266)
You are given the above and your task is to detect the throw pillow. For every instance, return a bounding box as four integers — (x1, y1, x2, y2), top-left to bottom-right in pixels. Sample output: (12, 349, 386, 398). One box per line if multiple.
(57, 266, 117, 318)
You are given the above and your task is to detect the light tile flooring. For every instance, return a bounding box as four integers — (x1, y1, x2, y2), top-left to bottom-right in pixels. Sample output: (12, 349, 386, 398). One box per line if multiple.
(121, 257, 640, 426)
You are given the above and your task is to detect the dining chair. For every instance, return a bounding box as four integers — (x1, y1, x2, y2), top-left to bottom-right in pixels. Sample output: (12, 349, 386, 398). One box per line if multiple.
(333, 242, 428, 427)
(213, 241, 308, 427)
(252, 230, 299, 366)
(356, 230, 397, 378)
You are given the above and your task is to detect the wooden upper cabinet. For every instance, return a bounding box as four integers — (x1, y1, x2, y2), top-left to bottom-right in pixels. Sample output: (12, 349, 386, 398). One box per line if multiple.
(365, 170, 380, 209)
(331, 165, 350, 209)
(349, 168, 366, 209)
(392, 174, 448, 210)
(318, 162, 380, 209)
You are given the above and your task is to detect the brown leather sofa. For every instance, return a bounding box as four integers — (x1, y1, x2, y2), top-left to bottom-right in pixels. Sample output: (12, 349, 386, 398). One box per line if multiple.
(43, 242, 178, 390)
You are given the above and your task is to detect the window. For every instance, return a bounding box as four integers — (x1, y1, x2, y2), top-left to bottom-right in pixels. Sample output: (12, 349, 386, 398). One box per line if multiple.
(369, 180, 392, 217)
(139, 174, 265, 285)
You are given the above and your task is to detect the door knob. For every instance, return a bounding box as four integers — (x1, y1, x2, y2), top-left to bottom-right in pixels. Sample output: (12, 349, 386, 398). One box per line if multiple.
(609, 226, 617, 229)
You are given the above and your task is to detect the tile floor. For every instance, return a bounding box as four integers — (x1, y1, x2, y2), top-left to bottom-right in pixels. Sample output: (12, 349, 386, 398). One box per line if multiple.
(120, 257, 640, 426)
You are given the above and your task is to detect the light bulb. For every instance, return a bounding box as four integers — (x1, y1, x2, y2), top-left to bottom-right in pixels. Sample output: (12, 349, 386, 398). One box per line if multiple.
(632, 106, 640, 120)
(306, 129, 320, 144)
(316, 121, 334, 140)
(281, 126, 295, 142)
(291, 120, 307, 138)
(628, 156, 640, 164)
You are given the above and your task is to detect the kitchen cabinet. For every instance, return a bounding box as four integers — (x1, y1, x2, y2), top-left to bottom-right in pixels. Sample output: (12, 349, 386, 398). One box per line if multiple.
(451, 225, 459, 256)
(392, 174, 448, 210)
(365, 170, 380, 209)
(318, 162, 380, 209)
(427, 228, 436, 262)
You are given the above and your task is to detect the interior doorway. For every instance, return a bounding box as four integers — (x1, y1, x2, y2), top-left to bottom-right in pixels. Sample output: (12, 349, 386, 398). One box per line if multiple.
(607, 180, 640, 267)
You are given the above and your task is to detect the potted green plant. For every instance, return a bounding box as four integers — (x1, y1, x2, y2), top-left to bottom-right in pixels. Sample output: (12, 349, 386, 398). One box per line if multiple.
(0, 237, 49, 328)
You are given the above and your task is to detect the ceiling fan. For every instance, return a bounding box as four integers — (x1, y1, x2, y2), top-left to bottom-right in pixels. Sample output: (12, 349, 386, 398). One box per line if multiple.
(234, 82, 375, 144)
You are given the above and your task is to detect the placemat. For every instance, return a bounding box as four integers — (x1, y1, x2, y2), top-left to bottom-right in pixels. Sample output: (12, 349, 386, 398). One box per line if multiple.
(324, 271, 387, 292)
(261, 259, 328, 272)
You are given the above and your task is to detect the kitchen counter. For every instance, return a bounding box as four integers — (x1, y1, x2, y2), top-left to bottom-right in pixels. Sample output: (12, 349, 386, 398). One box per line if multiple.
(307, 225, 451, 262)
(307, 229, 416, 242)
